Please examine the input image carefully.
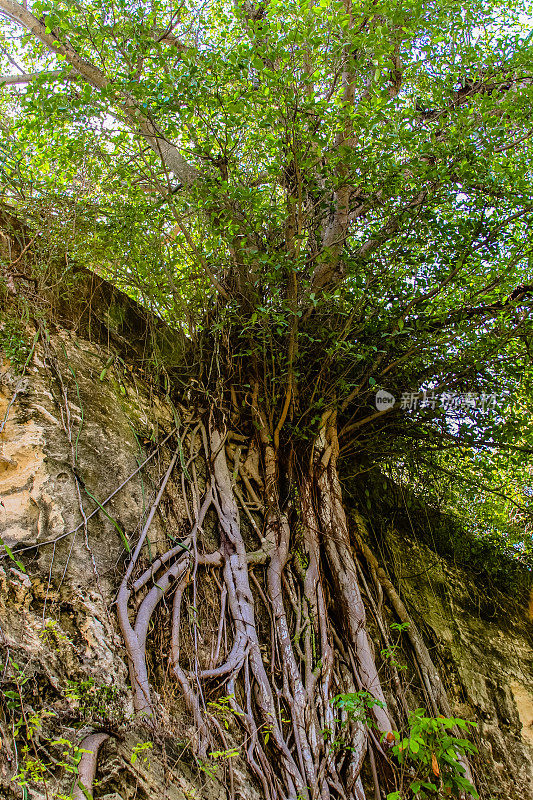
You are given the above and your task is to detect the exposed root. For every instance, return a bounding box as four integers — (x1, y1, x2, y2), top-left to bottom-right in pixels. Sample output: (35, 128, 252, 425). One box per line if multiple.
(354, 524, 476, 788)
(71, 733, 109, 800)
(111, 411, 477, 800)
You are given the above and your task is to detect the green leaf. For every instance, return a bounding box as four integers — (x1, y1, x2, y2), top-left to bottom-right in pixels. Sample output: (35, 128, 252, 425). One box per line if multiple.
(83, 487, 130, 552)
(0, 535, 26, 573)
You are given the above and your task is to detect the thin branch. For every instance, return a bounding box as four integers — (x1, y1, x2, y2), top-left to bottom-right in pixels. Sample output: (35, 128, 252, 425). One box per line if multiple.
(0, 0, 200, 187)
(0, 69, 79, 84)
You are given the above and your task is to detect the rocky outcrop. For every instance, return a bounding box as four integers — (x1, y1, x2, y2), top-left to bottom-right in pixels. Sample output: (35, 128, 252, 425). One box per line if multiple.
(381, 528, 533, 800)
(0, 321, 180, 798)
(0, 304, 531, 799)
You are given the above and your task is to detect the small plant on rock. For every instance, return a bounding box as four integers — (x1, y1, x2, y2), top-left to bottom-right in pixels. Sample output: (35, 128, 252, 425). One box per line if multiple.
(385, 708, 479, 799)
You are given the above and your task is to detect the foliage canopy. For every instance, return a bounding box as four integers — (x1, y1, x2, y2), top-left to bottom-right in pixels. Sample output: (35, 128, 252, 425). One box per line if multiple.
(1, 0, 533, 555)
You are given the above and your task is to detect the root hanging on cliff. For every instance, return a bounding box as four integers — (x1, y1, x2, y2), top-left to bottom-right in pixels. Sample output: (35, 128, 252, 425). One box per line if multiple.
(71, 733, 109, 800)
(112, 408, 476, 800)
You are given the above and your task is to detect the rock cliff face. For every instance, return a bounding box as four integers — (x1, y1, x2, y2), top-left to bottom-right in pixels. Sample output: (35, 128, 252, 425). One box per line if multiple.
(380, 529, 533, 799)
(0, 297, 531, 800)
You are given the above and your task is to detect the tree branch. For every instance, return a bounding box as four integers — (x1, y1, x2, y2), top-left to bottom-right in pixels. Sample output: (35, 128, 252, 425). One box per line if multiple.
(0, 0, 200, 187)
(0, 68, 79, 84)
(417, 283, 533, 334)
(416, 69, 533, 122)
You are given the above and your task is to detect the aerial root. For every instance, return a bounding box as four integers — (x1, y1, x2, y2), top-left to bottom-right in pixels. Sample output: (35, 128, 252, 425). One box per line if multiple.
(71, 733, 109, 800)
(114, 415, 475, 800)
(354, 526, 476, 790)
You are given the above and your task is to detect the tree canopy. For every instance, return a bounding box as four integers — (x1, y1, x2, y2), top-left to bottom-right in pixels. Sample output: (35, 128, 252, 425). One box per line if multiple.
(1, 0, 533, 547)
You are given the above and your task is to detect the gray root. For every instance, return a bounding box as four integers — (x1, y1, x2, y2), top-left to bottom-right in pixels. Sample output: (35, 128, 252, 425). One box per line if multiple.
(71, 733, 109, 800)
(110, 412, 468, 800)
(354, 518, 476, 790)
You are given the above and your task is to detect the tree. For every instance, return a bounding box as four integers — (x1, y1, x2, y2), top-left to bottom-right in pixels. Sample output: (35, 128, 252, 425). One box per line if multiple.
(1, 0, 532, 798)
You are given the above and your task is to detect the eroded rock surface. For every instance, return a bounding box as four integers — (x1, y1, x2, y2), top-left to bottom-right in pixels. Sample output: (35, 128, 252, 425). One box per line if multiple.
(383, 528, 533, 800)
(0, 326, 229, 799)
